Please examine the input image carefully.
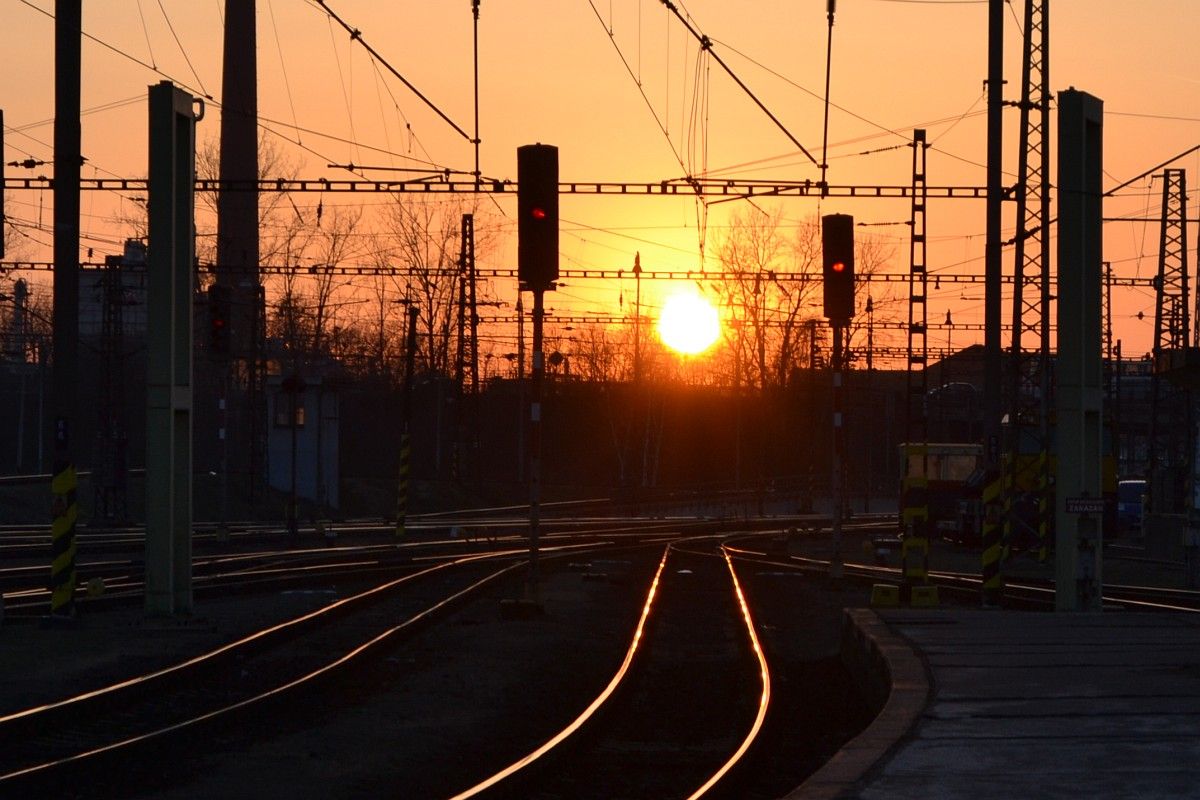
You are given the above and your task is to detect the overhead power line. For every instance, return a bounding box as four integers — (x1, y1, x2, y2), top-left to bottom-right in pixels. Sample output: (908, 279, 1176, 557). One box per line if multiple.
(313, 0, 473, 143)
(656, 0, 818, 166)
(15, 0, 212, 99)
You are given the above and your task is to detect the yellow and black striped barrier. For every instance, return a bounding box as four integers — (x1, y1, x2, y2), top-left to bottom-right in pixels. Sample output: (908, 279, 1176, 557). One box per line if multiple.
(900, 478, 930, 587)
(50, 461, 78, 617)
(1037, 451, 1050, 563)
(900, 466, 931, 603)
(395, 432, 411, 537)
(981, 474, 1004, 606)
(902, 530, 929, 586)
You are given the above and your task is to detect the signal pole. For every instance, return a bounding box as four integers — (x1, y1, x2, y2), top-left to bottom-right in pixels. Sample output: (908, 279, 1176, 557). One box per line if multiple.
(514, 143, 559, 610)
(830, 320, 846, 580)
(529, 290, 544, 593)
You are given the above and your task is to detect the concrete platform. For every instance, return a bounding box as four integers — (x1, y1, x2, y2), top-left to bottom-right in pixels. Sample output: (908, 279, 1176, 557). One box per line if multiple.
(816, 609, 1200, 799)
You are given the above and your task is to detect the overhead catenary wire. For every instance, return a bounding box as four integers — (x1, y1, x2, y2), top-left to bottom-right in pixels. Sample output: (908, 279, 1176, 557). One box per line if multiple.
(134, 0, 158, 70)
(326, 11, 362, 167)
(708, 36, 1009, 178)
(655, 0, 819, 167)
(155, 0, 210, 97)
(15, 0, 211, 98)
(585, 0, 689, 175)
(311, 0, 473, 143)
(266, 0, 304, 147)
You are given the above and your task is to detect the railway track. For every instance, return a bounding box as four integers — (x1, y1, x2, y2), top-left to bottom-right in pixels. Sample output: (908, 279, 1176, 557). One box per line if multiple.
(724, 533, 1200, 613)
(446, 538, 796, 799)
(0, 511, 857, 612)
(0, 525, 876, 799)
(0, 516, 712, 614)
(0, 542, 623, 796)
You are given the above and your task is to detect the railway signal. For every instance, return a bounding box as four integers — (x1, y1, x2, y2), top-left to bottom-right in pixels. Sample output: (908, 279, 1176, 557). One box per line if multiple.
(822, 212, 856, 581)
(517, 143, 559, 292)
(822, 213, 855, 321)
(208, 284, 232, 354)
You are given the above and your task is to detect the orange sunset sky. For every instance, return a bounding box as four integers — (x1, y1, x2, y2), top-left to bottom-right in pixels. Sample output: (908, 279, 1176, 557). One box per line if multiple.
(4, 0, 1200, 363)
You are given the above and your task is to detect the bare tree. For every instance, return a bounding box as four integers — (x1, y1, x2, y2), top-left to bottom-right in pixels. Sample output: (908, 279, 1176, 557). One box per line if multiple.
(195, 132, 302, 276)
(361, 239, 405, 384)
(708, 207, 824, 390)
(305, 205, 365, 357)
(380, 196, 498, 376)
(2, 192, 37, 263)
(568, 322, 633, 383)
(843, 229, 897, 369)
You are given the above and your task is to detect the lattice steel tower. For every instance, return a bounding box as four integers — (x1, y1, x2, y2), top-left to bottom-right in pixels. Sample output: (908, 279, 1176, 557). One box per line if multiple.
(904, 129, 929, 447)
(93, 246, 137, 525)
(1005, 0, 1051, 557)
(1149, 169, 1191, 512)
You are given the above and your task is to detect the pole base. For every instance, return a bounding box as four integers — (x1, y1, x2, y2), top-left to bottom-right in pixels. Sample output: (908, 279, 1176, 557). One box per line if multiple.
(40, 612, 80, 629)
(499, 597, 543, 619)
(828, 558, 845, 583)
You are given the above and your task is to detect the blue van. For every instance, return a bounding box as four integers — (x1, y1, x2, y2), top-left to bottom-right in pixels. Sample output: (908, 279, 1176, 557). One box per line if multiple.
(1117, 479, 1146, 533)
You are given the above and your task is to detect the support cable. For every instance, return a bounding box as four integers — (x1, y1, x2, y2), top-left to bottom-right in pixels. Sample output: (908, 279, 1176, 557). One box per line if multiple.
(585, 0, 688, 174)
(656, 0, 818, 166)
(313, 0, 473, 142)
(15, 0, 212, 99)
(155, 0, 210, 97)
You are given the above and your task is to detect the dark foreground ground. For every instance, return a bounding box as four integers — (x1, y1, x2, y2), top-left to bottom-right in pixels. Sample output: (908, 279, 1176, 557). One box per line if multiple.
(2, 540, 879, 800)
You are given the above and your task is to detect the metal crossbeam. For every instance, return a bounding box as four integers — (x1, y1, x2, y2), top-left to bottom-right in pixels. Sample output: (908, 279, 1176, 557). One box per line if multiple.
(2, 176, 990, 199)
(0, 258, 1159, 287)
(480, 314, 1039, 334)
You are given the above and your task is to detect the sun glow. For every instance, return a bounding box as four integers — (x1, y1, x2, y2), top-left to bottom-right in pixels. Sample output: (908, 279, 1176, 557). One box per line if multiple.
(657, 290, 721, 355)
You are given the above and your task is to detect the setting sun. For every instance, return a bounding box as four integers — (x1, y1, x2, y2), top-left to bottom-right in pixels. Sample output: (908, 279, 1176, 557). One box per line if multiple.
(658, 291, 721, 355)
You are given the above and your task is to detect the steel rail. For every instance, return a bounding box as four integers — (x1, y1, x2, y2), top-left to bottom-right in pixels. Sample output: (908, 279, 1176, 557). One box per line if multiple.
(684, 545, 772, 799)
(722, 534, 1200, 612)
(0, 536, 613, 614)
(0, 538, 651, 785)
(447, 544, 672, 799)
(0, 554, 528, 786)
(449, 535, 774, 799)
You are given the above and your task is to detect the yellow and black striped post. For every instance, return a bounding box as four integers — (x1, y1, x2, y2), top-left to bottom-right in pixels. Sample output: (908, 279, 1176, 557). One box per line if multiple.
(902, 527, 930, 588)
(395, 432, 411, 537)
(981, 473, 1004, 605)
(1036, 451, 1050, 562)
(50, 460, 78, 617)
(1001, 467, 1015, 567)
(396, 303, 419, 539)
(900, 460, 930, 596)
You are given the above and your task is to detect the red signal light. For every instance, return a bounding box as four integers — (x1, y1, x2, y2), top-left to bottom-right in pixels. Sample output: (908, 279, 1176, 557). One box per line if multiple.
(822, 214, 855, 320)
(518, 143, 559, 290)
